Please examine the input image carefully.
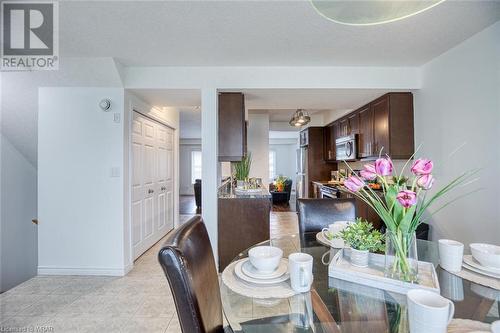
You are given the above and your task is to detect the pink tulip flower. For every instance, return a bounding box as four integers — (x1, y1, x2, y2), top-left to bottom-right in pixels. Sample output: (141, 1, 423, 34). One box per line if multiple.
(396, 190, 417, 208)
(417, 174, 435, 190)
(374, 157, 393, 176)
(411, 158, 433, 175)
(344, 176, 365, 192)
(360, 164, 377, 181)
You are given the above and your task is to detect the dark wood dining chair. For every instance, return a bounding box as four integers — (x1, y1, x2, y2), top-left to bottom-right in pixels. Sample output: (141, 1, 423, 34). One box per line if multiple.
(158, 216, 321, 333)
(297, 198, 356, 245)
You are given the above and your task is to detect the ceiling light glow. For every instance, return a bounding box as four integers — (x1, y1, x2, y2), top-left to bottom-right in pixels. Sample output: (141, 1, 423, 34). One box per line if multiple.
(310, 0, 447, 26)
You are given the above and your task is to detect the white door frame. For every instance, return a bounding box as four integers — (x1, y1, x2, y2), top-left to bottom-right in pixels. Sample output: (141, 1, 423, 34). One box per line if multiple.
(128, 105, 177, 262)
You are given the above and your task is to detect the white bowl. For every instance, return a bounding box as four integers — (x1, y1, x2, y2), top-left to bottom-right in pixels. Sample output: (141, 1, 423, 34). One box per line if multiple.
(470, 243, 500, 269)
(248, 246, 283, 273)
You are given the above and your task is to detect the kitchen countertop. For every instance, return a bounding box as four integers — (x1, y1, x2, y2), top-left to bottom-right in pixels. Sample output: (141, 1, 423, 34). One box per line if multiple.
(219, 189, 271, 199)
(218, 179, 271, 199)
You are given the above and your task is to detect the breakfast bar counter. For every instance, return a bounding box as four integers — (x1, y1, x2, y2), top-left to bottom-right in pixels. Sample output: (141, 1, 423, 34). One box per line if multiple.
(218, 180, 271, 271)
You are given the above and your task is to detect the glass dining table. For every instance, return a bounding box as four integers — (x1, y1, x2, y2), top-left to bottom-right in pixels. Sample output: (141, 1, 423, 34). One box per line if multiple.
(220, 232, 499, 333)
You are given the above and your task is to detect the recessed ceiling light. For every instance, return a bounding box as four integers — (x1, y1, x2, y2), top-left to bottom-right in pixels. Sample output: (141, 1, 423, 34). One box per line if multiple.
(310, 0, 446, 26)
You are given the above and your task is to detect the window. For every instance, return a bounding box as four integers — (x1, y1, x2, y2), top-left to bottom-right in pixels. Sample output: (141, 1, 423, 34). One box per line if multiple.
(269, 150, 276, 181)
(191, 150, 202, 184)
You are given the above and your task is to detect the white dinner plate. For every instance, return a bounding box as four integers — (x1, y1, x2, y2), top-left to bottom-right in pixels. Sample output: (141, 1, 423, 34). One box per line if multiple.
(463, 255, 500, 275)
(241, 258, 288, 280)
(462, 262, 500, 279)
(234, 259, 289, 285)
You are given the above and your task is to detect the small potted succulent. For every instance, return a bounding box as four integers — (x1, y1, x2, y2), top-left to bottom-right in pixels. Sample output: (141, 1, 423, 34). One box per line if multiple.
(337, 219, 385, 267)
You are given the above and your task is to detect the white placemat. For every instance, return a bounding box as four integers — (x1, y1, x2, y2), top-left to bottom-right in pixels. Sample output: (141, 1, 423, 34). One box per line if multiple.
(221, 259, 298, 299)
(443, 265, 500, 291)
(447, 319, 490, 333)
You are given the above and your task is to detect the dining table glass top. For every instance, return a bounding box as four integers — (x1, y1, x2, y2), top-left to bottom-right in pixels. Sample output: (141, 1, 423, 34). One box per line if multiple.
(220, 232, 499, 333)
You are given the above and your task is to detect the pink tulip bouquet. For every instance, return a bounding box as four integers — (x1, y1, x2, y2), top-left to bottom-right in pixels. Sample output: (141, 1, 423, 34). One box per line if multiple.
(343, 155, 476, 282)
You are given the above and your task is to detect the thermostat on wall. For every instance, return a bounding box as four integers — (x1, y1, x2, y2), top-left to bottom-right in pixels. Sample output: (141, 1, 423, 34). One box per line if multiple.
(99, 99, 111, 111)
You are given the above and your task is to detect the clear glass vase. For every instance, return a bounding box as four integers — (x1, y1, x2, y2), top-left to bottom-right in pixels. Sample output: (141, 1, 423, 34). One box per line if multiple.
(384, 230, 418, 283)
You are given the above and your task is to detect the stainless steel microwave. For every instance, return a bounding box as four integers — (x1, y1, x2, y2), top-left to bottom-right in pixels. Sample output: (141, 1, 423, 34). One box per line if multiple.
(336, 134, 357, 161)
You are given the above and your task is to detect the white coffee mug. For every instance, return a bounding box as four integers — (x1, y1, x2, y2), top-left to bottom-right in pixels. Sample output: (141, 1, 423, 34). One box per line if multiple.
(407, 289, 455, 333)
(439, 239, 464, 273)
(322, 221, 349, 248)
(289, 253, 313, 293)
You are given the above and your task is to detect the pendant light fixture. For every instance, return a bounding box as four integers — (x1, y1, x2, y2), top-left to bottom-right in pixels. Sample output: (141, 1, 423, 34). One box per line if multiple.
(289, 109, 311, 127)
(310, 0, 446, 26)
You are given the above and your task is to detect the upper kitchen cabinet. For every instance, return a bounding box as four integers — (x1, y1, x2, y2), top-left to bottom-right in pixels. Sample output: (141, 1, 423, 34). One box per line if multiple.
(324, 92, 414, 161)
(324, 124, 335, 161)
(358, 104, 374, 158)
(218, 92, 246, 162)
(371, 92, 414, 159)
(348, 112, 359, 136)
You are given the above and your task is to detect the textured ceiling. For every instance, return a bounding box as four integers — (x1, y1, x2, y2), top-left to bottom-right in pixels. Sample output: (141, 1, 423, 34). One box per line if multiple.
(59, 0, 500, 66)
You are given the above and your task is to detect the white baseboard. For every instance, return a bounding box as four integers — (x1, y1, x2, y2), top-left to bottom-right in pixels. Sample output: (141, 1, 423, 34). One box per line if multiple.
(37, 265, 129, 276)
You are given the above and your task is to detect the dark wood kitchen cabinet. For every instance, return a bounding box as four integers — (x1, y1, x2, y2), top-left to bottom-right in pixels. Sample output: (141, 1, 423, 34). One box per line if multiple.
(218, 92, 246, 161)
(358, 104, 374, 158)
(324, 124, 336, 161)
(339, 118, 349, 137)
(330, 92, 414, 160)
(372, 95, 390, 156)
(369, 93, 414, 159)
(348, 112, 359, 136)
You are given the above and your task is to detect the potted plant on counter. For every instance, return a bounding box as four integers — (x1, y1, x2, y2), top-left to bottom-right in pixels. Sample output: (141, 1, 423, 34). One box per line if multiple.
(233, 153, 252, 188)
(338, 219, 385, 268)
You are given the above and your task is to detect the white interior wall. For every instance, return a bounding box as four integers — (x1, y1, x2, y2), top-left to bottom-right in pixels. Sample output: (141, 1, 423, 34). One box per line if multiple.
(414, 22, 500, 245)
(247, 113, 270, 185)
(38, 88, 180, 276)
(269, 141, 298, 183)
(38, 88, 126, 275)
(0, 134, 38, 292)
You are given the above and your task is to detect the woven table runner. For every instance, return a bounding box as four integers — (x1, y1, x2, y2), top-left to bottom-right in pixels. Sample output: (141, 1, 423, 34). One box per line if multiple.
(447, 319, 491, 333)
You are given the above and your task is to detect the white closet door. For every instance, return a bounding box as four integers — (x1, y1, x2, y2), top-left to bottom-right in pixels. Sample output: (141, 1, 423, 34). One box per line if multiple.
(132, 112, 174, 260)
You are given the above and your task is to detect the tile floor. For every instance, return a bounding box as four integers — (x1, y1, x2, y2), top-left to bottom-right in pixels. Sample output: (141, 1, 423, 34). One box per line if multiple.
(0, 212, 299, 333)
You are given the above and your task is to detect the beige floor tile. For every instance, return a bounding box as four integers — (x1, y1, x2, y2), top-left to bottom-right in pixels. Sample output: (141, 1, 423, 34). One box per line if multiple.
(165, 314, 181, 333)
(0, 212, 299, 332)
(122, 316, 172, 333)
(0, 315, 52, 331)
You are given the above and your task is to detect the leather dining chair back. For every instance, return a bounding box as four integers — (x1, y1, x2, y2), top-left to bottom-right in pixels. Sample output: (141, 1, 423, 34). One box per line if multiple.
(158, 216, 224, 333)
(297, 198, 357, 235)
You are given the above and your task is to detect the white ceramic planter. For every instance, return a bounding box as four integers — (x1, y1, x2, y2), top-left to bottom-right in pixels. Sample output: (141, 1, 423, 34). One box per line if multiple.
(350, 248, 369, 267)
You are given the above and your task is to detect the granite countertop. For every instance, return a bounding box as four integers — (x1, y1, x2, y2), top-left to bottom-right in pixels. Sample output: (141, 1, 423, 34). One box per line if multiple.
(218, 180, 271, 199)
